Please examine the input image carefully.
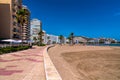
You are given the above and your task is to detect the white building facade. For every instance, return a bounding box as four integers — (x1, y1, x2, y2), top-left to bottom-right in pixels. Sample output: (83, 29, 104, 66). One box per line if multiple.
(44, 34, 60, 44)
(30, 19, 42, 42)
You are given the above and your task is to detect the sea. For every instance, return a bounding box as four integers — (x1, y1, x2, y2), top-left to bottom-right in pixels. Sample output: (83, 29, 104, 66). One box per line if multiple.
(102, 44, 120, 47)
(88, 43, 120, 47)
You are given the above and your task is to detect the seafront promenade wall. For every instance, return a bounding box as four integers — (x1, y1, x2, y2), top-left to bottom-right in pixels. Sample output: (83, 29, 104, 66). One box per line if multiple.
(43, 45, 62, 80)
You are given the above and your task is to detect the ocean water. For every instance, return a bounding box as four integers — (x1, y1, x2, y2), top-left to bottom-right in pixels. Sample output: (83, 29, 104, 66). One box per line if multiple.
(103, 44, 120, 47)
(88, 43, 120, 47)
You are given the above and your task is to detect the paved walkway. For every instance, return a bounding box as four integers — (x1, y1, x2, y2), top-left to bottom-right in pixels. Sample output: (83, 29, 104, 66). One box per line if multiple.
(0, 46, 46, 80)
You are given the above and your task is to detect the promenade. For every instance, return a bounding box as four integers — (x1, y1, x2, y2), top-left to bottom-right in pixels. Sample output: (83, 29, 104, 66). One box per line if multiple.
(0, 46, 46, 80)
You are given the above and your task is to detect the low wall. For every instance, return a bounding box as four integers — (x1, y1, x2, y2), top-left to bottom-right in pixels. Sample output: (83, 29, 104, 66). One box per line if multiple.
(43, 45, 62, 80)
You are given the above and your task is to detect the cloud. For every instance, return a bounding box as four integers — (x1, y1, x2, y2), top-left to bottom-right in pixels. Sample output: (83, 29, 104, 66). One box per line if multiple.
(114, 12, 120, 16)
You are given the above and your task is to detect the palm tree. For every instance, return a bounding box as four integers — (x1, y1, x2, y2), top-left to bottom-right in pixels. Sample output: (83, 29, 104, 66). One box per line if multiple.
(33, 37, 37, 44)
(38, 30, 44, 45)
(70, 32, 74, 45)
(47, 36, 50, 44)
(59, 35, 64, 45)
(47, 36, 50, 39)
(17, 8, 29, 45)
(67, 37, 72, 44)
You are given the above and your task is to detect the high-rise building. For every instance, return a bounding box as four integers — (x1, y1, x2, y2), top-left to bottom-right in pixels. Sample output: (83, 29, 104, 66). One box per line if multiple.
(22, 5, 30, 41)
(30, 19, 42, 42)
(0, 0, 22, 40)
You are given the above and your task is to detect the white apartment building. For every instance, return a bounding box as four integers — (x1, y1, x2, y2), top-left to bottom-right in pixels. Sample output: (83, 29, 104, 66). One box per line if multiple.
(43, 34, 59, 44)
(30, 19, 42, 42)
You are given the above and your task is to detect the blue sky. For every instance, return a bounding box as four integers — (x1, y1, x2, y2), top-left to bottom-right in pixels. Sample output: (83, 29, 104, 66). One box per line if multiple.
(23, 0, 120, 40)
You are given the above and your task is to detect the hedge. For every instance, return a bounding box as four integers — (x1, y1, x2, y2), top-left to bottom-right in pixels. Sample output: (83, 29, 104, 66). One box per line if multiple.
(0, 46, 30, 55)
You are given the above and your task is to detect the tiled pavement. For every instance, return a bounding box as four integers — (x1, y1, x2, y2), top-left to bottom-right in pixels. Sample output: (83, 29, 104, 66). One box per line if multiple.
(0, 46, 46, 80)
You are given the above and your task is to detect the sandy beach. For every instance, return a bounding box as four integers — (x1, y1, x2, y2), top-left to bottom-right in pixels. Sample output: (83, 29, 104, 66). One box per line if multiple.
(48, 45, 120, 80)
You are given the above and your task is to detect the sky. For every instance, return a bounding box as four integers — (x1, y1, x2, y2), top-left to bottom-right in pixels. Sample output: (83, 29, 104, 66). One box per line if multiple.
(23, 0, 120, 40)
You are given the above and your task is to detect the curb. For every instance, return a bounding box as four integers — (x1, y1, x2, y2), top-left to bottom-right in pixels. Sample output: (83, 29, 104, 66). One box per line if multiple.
(43, 45, 62, 80)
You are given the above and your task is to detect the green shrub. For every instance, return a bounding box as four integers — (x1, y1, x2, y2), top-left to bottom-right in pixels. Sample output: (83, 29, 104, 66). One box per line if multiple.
(1, 48, 11, 53)
(37, 44, 46, 46)
(17, 47, 22, 50)
(0, 46, 30, 54)
(11, 47, 18, 52)
(23, 46, 29, 49)
(0, 51, 3, 54)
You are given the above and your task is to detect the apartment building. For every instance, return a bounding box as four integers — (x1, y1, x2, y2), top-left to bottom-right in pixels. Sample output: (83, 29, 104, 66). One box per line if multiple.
(22, 5, 30, 41)
(45, 34, 60, 44)
(30, 19, 42, 42)
(73, 36, 88, 43)
(0, 0, 22, 40)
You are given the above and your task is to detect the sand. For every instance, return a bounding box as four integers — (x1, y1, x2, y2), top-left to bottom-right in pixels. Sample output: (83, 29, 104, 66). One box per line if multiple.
(48, 45, 120, 80)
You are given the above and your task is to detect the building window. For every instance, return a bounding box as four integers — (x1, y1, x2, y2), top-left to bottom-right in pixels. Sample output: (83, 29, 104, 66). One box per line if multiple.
(18, 6, 21, 9)
(12, 8, 16, 12)
(13, 34, 20, 38)
(13, 28, 16, 32)
(13, 22, 17, 26)
(12, 15, 16, 18)
(13, 28, 20, 33)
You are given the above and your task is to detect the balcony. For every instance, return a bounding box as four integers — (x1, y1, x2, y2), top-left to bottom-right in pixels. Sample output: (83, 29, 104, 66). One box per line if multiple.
(13, 22, 17, 26)
(13, 34, 20, 39)
(18, 5, 22, 9)
(12, 15, 17, 19)
(12, 8, 16, 12)
(13, 28, 20, 33)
